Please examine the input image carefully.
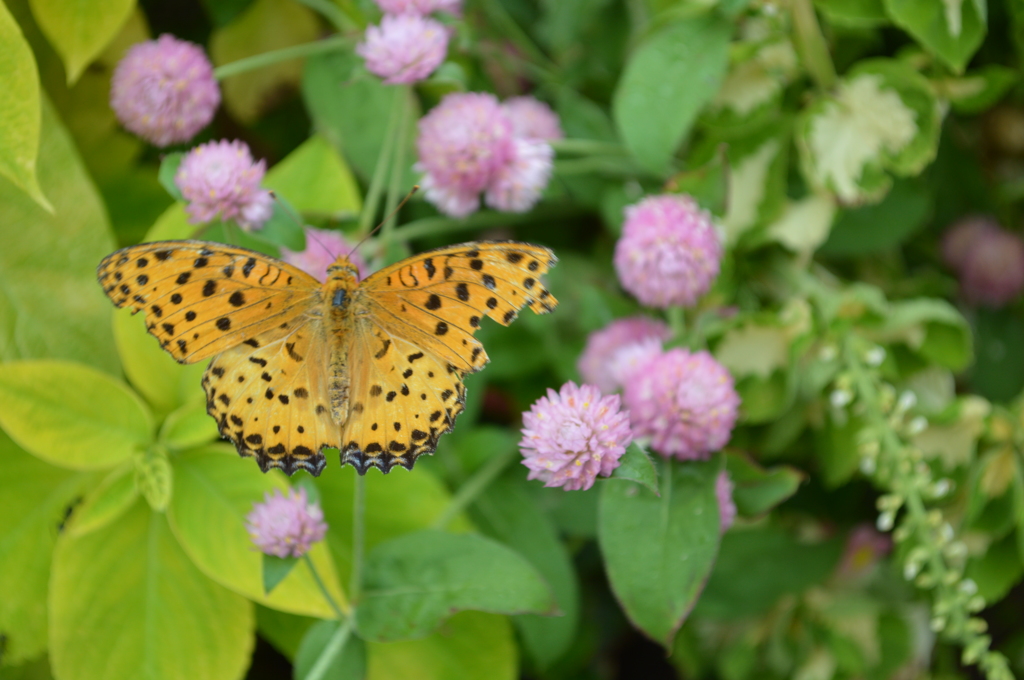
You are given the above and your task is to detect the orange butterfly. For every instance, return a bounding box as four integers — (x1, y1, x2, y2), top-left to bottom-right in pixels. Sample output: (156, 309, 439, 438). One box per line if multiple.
(97, 240, 557, 475)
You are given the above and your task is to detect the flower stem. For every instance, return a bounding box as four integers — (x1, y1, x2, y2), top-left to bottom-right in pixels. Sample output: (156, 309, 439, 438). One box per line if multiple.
(666, 306, 686, 340)
(304, 616, 354, 680)
(550, 139, 630, 156)
(350, 473, 366, 602)
(477, 1, 558, 80)
(302, 553, 348, 619)
(358, 87, 403, 235)
(292, 0, 354, 32)
(432, 445, 517, 530)
(381, 86, 414, 251)
(790, 0, 837, 90)
(212, 36, 352, 80)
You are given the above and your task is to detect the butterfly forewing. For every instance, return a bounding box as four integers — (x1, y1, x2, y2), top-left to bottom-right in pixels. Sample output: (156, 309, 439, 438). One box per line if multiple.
(358, 241, 559, 373)
(97, 241, 321, 364)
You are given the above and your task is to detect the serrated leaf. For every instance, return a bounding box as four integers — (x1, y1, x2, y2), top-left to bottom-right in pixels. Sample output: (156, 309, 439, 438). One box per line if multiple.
(610, 442, 659, 495)
(50, 500, 255, 680)
(612, 14, 731, 174)
(29, 0, 134, 83)
(0, 360, 153, 469)
(766, 193, 836, 256)
(356, 530, 556, 641)
(721, 137, 785, 242)
(0, 2, 49, 211)
(599, 458, 722, 645)
(710, 40, 798, 118)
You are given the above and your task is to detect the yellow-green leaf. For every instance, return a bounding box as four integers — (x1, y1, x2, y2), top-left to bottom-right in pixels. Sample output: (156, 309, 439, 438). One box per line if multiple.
(29, 0, 135, 83)
(67, 463, 138, 537)
(264, 133, 362, 218)
(50, 499, 255, 680)
(0, 431, 92, 663)
(0, 0, 49, 210)
(168, 447, 347, 618)
(160, 398, 219, 450)
(0, 96, 118, 374)
(210, 0, 320, 124)
(0, 360, 153, 469)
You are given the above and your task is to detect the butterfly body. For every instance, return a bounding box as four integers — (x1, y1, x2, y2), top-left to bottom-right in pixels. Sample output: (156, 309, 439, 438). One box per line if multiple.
(97, 239, 557, 476)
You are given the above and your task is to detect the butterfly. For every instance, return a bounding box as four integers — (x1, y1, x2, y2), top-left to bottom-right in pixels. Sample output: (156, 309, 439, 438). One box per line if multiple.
(97, 239, 557, 475)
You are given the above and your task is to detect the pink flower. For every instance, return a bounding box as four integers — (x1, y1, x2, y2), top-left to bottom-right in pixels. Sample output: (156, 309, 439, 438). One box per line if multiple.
(835, 525, 892, 581)
(520, 382, 632, 491)
(577, 316, 672, 394)
(614, 194, 722, 308)
(959, 227, 1024, 307)
(623, 348, 739, 460)
(716, 471, 736, 532)
(502, 96, 564, 141)
(415, 92, 516, 217)
(246, 488, 328, 558)
(374, 0, 461, 15)
(175, 140, 274, 231)
(484, 138, 553, 212)
(282, 227, 369, 282)
(357, 14, 449, 85)
(942, 216, 1000, 272)
(110, 35, 220, 147)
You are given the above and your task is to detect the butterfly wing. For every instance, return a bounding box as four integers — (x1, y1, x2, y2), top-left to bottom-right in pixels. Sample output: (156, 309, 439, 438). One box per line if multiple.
(204, 314, 336, 475)
(356, 241, 558, 374)
(97, 240, 321, 364)
(333, 241, 559, 473)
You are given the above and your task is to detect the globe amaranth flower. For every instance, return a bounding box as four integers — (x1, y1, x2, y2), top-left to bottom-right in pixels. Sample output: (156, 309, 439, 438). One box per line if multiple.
(502, 96, 564, 141)
(957, 225, 1024, 307)
(577, 316, 672, 394)
(520, 382, 632, 491)
(246, 488, 328, 558)
(415, 92, 556, 217)
(374, 0, 461, 15)
(624, 348, 740, 460)
(716, 471, 736, 532)
(941, 216, 1000, 272)
(835, 525, 892, 581)
(614, 194, 722, 308)
(484, 138, 554, 213)
(357, 14, 449, 85)
(175, 139, 274, 231)
(282, 227, 369, 282)
(110, 34, 220, 147)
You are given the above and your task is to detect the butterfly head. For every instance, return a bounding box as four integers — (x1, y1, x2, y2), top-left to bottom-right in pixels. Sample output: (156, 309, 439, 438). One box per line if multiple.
(326, 256, 361, 284)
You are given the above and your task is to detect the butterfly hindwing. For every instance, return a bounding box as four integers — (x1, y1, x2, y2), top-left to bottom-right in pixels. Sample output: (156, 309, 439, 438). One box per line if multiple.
(359, 241, 559, 373)
(98, 240, 321, 363)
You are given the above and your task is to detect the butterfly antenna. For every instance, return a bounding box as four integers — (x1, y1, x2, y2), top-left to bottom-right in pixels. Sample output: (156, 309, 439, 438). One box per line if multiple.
(268, 191, 336, 259)
(347, 185, 420, 259)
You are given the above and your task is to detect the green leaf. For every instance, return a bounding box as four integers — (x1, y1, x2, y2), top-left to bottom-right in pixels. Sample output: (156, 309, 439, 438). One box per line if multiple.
(724, 451, 804, 516)
(167, 447, 346, 617)
(264, 134, 363, 218)
(873, 298, 972, 372)
(133, 447, 173, 511)
(67, 464, 138, 537)
(816, 414, 865, 488)
(0, 2, 49, 211)
(0, 96, 118, 374)
(471, 476, 579, 669)
(294, 620, 366, 680)
(0, 431, 92, 663)
(611, 442, 659, 496)
(356, 530, 556, 641)
(50, 499, 255, 680)
(819, 177, 932, 255)
(157, 152, 184, 201)
(612, 13, 732, 175)
(303, 51, 418, 185)
(695, 525, 843, 619)
(314, 465, 474, 587)
(255, 605, 316, 660)
(884, 0, 986, 73)
(665, 146, 729, 218)
(112, 307, 208, 415)
(965, 532, 1024, 603)
(262, 553, 299, 594)
(247, 195, 306, 251)
(816, 0, 889, 27)
(209, 0, 320, 123)
(598, 458, 722, 645)
(938, 65, 1018, 114)
(365, 611, 517, 680)
(971, 308, 1024, 403)
(0, 360, 153, 469)
(159, 398, 220, 450)
(29, 0, 134, 83)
